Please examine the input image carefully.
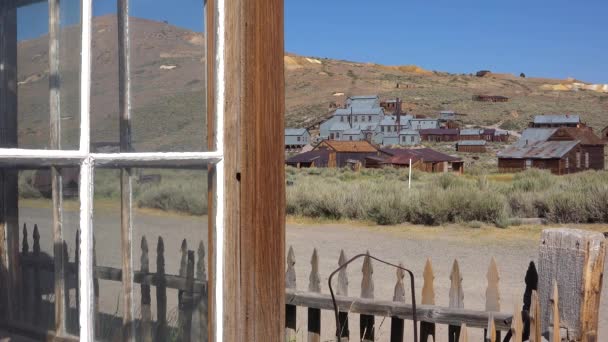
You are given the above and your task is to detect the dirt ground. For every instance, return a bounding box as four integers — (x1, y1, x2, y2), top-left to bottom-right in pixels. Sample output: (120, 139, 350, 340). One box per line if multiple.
(286, 221, 608, 342)
(10, 204, 608, 341)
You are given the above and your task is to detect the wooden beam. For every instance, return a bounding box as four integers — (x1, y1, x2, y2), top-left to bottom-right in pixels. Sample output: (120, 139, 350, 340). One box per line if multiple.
(222, 0, 285, 341)
(286, 290, 513, 331)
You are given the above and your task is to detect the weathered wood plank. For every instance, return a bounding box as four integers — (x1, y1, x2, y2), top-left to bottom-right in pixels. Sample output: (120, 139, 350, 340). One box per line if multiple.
(512, 305, 523, 342)
(308, 249, 321, 342)
(484, 257, 501, 342)
(140, 237, 152, 342)
(538, 228, 606, 339)
(458, 323, 468, 342)
(421, 258, 436, 342)
(390, 263, 405, 342)
(530, 290, 541, 342)
(156, 237, 167, 341)
(550, 281, 560, 342)
(336, 250, 349, 342)
(360, 252, 374, 342)
(178, 239, 189, 338)
(179, 251, 195, 342)
(486, 315, 496, 342)
(285, 293, 511, 330)
(448, 259, 463, 342)
(285, 246, 296, 342)
(197, 241, 208, 342)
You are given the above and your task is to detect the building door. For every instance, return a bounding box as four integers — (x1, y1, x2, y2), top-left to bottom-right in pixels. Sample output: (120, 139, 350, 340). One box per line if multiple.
(525, 159, 532, 169)
(0, 1, 285, 341)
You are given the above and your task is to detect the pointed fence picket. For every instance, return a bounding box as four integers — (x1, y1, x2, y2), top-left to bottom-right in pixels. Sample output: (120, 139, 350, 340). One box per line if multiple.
(17, 223, 208, 341)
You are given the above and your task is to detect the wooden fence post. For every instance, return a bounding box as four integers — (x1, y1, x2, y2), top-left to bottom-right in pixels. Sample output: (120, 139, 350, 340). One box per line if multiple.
(538, 228, 606, 340)
(511, 304, 523, 342)
(486, 315, 496, 342)
(178, 239, 188, 336)
(485, 257, 500, 342)
(529, 290, 541, 342)
(156, 237, 167, 341)
(458, 323, 468, 342)
(197, 241, 208, 342)
(285, 246, 296, 342)
(448, 259, 463, 342)
(179, 251, 195, 342)
(360, 251, 374, 342)
(21, 223, 29, 322)
(140, 236, 152, 342)
(308, 248, 321, 342)
(390, 263, 405, 342)
(336, 249, 349, 342)
(33, 225, 41, 326)
(421, 258, 435, 342)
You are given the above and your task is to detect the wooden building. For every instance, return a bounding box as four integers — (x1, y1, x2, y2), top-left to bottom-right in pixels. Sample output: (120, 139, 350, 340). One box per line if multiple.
(529, 114, 583, 128)
(456, 140, 486, 153)
(497, 127, 605, 174)
(381, 148, 464, 174)
(472, 95, 509, 102)
(482, 129, 509, 142)
(312, 140, 386, 168)
(419, 128, 460, 142)
(459, 128, 483, 140)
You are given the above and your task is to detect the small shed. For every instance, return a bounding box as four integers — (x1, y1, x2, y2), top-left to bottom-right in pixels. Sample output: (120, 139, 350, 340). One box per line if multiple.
(456, 140, 487, 153)
(381, 148, 464, 174)
(313, 140, 385, 168)
(459, 128, 483, 140)
(285, 150, 330, 168)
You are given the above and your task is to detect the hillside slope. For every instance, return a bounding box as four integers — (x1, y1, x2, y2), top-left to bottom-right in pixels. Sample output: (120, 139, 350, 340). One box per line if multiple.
(14, 16, 608, 151)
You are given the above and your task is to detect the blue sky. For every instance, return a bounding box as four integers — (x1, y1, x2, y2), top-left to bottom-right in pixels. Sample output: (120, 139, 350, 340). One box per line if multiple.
(17, 0, 608, 83)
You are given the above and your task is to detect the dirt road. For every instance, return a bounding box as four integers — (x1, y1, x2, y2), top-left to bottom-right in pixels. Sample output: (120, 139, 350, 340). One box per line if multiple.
(15, 205, 608, 341)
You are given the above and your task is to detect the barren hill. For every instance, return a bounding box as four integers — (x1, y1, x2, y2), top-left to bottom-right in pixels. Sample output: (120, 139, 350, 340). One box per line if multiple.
(15, 16, 608, 151)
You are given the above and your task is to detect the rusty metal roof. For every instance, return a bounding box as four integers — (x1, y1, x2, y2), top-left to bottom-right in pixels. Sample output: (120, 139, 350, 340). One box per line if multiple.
(497, 141, 579, 159)
(534, 114, 580, 124)
(516, 128, 558, 146)
(381, 147, 462, 163)
(419, 128, 459, 135)
(316, 140, 379, 153)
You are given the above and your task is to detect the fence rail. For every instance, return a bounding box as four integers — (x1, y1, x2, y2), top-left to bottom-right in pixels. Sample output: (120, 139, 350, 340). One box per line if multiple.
(15, 223, 209, 342)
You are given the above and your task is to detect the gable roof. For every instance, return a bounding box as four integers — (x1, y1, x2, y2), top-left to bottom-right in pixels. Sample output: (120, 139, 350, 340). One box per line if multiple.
(534, 114, 580, 124)
(381, 147, 462, 163)
(285, 128, 308, 136)
(316, 140, 379, 153)
(551, 127, 605, 145)
(419, 128, 459, 135)
(286, 150, 330, 164)
(497, 141, 579, 159)
(516, 128, 558, 146)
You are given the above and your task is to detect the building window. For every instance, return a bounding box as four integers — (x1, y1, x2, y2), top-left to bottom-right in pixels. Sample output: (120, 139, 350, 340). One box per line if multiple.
(340, 116, 344, 122)
(336, 133, 340, 139)
(297, 137, 300, 142)
(349, 136, 353, 141)
(411, 136, 415, 142)
(369, 115, 372, 121)
(576, 152, 581, 168)
(362, 116, 366, 122)
(565, 157, 570, 169)
(330, 133, 334, 139)
(381, 126, 385, 132)
(525, 159, 532, 169)
(585, 152, 589, 168)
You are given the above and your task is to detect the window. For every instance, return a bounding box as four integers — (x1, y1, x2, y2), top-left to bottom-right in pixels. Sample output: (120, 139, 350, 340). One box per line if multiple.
(354, 116, 358, 122)
(565, 157, 570, 169)
(336, 132, 340, 139)
(576, 152, 581, 168)
(525, 159, 532, 169)
(381, 126, 385, 132)
(340, 116, 344, 122)
(411, 136, 415, 142)
(349, 136, 353, 141)
(330, 133, 335, 139)
(297, 137, 301, 142)
(362, 116, 366, 122)
(368, 115, 372, 121)
(585, 152, 589, 168)
(0, 1, 287, 340)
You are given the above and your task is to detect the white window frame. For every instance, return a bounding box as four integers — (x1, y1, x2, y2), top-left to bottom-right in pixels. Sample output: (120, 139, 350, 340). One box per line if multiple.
(0, 0, 226, 340)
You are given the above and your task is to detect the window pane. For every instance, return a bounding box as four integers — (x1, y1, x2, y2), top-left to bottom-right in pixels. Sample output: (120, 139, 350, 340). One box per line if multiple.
(93, 168, 208, 341)
(4, 167, 80, 336)
(16, 1, 81, 149)
(91, 1, 208, 153)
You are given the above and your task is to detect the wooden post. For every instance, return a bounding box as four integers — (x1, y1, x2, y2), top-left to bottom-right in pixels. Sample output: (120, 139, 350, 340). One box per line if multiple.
(458, 324, 468, 342)
(538, 228, 606, 340)
(197, 241, 208, 342)
(336, 249, 349, 342)
(511, 304, 523, 342)
(179, 251, 195, 342)
(485, 257, 500, 342)
(550, 281, 560, 342)
(117, 0, 135, 339)
(178, 239, 189, 335)
(285, 246, 296, 342)
(21, 224, 30, 322)
(308, 249, 321, 342)
(33, 225, 41, 325)
(140, 237, 152, 342)
(486, 315, 496, 342)
(360, 252, 374, 342)
(448, 259, 464, 342)
(93, 236, 100, 338)
(421, 258, 436, 342)
(220, 0, 286, 340)
(156, 237, 167, 341)
(390, 263, 405, 342)
(530, 290, 541, 342)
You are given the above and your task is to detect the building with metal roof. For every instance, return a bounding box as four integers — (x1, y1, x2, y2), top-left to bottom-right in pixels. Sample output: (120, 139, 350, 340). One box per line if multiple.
(529, 114, 583, 128)
(285, 128, 311, 151)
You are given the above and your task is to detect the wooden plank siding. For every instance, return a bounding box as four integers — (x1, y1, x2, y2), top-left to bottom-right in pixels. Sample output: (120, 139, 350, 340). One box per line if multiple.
(498, 143, 603, 174)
